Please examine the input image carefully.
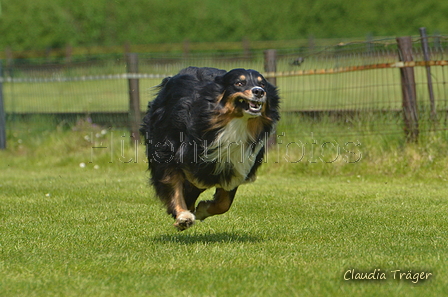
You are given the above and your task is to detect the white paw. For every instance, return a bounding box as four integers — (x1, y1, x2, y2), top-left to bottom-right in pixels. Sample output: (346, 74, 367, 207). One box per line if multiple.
(174, 211, 195, 231)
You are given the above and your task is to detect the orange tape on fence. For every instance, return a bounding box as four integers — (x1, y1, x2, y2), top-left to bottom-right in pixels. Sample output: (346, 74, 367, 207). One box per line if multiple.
(263, 60, 448, 78)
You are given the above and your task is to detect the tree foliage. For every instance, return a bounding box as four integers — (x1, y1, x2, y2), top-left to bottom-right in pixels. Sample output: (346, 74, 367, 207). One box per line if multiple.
(1, 0, 448, 50)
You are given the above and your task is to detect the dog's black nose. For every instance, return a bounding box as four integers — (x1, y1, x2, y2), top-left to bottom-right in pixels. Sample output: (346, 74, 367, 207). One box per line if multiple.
(251, 87, 265, 98)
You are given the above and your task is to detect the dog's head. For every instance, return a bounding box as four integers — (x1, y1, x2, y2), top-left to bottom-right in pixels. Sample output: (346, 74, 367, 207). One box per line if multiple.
(217, 69, 270, 118)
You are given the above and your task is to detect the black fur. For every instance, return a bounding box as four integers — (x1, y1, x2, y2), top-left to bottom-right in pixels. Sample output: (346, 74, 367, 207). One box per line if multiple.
(141, 66, 280, 229)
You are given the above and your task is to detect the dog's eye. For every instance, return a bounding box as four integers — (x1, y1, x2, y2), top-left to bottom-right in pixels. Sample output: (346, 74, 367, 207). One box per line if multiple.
(259, 82, 265, 88)
(235, 81, 246, 87)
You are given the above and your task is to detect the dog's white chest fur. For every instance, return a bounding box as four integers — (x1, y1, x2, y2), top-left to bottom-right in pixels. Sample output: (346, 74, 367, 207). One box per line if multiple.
(204, 118, 265, 190)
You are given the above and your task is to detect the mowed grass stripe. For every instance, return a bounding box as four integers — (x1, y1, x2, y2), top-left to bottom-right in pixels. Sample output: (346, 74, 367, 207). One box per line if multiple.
(0, 166, 446, 296)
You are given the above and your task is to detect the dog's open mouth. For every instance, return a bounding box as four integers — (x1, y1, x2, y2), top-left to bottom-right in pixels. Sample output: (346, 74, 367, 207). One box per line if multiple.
(237, 98, 263, 115)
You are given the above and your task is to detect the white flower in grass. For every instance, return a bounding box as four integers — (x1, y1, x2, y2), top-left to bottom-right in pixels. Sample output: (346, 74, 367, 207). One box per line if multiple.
(79, 162, 86, 168)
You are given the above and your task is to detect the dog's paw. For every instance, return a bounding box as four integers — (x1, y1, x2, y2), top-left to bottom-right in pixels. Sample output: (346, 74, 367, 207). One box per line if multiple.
(194, 202, 209, 221)
(174, 211, 195, 231)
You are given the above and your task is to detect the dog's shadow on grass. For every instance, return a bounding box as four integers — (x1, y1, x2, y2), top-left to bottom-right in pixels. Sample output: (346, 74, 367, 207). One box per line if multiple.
(153, 231, 261, 244)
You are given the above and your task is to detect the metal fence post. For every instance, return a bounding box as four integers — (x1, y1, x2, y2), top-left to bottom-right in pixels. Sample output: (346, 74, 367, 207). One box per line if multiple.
(126, 53, 141, 143)
(396, 36, 419, 143)
(0, 60, 6, 150)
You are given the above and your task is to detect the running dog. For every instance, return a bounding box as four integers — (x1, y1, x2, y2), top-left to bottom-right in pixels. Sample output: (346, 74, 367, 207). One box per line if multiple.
(141, 67, 280, 230)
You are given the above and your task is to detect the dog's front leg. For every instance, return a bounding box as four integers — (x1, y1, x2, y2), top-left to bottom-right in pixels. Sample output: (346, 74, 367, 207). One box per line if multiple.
(195, 188, 238, 221)
(166, 173, 196, 231)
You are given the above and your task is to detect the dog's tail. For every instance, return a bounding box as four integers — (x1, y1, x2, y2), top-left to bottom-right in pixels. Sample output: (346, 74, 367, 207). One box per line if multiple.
(140, 75, 171, 135)
(157, 76, 172, 89)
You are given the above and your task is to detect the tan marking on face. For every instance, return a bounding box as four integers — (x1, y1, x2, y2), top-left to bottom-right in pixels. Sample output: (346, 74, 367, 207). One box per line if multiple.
(209, 88, 272, 132)
(257, 76, 263, 82)
(208, 92, 246, 130)
(216, 92, 225, 103)
(208, 108, 236, 131)
(239, 75, 246, 81)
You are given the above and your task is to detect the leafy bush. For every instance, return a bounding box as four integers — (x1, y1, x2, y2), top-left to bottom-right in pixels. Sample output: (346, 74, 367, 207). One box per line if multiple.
(1, 0, 448, 50)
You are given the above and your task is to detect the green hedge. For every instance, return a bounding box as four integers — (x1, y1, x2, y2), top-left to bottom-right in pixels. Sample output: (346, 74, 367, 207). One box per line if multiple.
(1, 0, 448, 50)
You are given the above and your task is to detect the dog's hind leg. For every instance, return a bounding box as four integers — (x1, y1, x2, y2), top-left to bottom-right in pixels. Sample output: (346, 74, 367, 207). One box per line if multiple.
(194, 187, 238, 221)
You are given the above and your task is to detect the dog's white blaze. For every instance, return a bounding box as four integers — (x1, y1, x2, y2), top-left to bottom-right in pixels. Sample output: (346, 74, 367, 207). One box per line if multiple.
(204, 117, 265, 191)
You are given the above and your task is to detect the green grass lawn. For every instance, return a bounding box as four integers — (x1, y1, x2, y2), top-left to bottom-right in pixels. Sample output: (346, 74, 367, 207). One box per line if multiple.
(1, 124, 447, 296)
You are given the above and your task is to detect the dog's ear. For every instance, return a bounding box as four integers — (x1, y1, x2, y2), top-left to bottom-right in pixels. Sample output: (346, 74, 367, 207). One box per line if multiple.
(265, 81, 280, 115)
(214, 74, 224, 86)
(265, 81, 277, 94)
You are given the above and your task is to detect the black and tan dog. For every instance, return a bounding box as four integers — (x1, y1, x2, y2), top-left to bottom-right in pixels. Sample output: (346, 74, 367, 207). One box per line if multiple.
(141, 67, 280, 230)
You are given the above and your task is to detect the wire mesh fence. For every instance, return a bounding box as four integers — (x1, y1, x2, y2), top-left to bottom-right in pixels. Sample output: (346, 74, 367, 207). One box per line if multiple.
(2, 35, 448, 143)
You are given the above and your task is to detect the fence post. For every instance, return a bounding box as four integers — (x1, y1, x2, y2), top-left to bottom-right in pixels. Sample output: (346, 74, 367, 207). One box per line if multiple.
(419, 27, 437, 123)
(124, 42, 131, 55)
(183, 40, 190, 58)
(242, 37, 251, 59)
(0, 60, 6, 150)
(5, 47, 13, 70)
(396, 36, 419, 143)
(65, 45, 73, 65)
(264, 49, 277, 86)
(263, 50, 278, 148)
(126, 53, 141, 143)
